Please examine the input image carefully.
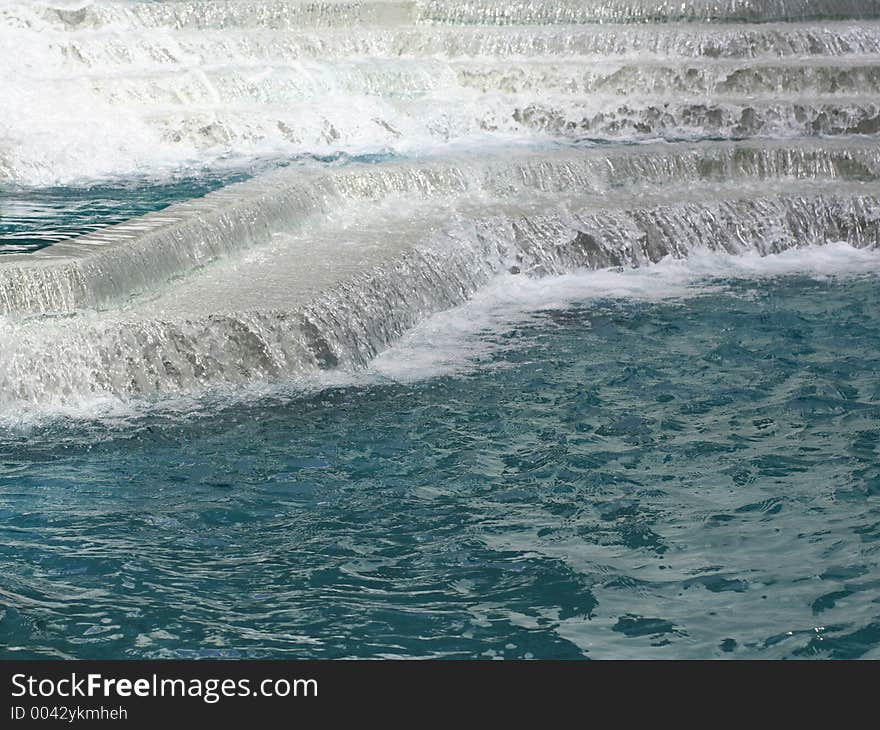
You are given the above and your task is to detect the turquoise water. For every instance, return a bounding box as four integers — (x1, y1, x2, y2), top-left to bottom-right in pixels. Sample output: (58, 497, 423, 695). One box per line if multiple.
(0, 176, 241, 254)
(2, 270, 878, 659)
(0, 153, 392, 253)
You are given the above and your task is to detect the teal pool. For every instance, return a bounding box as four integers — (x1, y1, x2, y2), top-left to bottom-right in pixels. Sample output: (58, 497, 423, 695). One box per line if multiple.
(2, 268, 878, 659)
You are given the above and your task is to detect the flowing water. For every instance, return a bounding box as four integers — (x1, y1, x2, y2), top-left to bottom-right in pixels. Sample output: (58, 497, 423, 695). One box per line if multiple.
(0, 0, 879, 659)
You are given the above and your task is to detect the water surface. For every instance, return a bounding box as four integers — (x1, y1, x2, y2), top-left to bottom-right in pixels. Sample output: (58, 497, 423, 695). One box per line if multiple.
(2, 269, 878, 659)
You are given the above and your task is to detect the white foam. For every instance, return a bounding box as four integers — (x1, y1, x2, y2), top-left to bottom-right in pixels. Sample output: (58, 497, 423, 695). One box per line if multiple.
(370, 242, 880, 381)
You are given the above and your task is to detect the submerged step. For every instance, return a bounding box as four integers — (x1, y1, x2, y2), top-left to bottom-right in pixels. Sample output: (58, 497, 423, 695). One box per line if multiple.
(31, 22, 880, 68)
(8, 1, 880, 187)
(3, 140, 880, 317)
(28, 0, 880, 30)
(1, 186, 878, 407)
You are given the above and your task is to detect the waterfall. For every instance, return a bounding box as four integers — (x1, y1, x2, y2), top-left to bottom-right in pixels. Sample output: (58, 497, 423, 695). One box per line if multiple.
(1, 0, 879, 409)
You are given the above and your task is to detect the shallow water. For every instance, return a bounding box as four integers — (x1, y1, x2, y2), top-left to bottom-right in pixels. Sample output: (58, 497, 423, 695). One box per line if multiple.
(2, 269, 878, 659)
(2, 0, 880, 661)
(0, 177, 236, 254)
(0, 152, 392, 253)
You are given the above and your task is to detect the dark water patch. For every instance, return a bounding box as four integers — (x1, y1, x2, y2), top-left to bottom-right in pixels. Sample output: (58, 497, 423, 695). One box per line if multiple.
(0, 152, 397, 253)
(613, 615, 678, 638)
(1, 274, 879, 658)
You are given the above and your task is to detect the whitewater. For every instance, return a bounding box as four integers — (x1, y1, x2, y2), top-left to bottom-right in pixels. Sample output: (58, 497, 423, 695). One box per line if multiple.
(1, 0, 880, 411)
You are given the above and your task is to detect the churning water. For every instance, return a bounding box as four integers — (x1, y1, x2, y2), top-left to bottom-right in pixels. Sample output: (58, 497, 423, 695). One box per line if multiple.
(1, 0, 879, 659)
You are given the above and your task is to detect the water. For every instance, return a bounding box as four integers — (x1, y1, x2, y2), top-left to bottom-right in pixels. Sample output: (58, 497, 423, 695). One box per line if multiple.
(0, 176, 241, 254)
(2, 263, 879, 659)
(1, 0, 880, 660)
(0, 153, 397, 253)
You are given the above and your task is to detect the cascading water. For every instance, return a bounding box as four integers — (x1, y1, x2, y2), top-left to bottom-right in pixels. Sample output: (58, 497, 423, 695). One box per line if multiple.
(5, 1, 880, 185)
(2, 0, 880, 405)
(1, 1, 880, 660)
